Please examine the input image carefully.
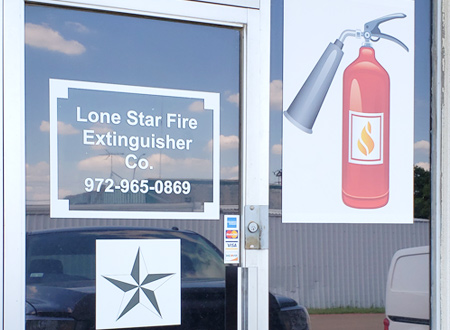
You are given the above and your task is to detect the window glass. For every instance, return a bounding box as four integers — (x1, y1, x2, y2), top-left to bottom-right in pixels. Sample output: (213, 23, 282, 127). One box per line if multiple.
(269, 0, 431, 328)
(25, 4, 240, 329)
(27, 229, 225, 282)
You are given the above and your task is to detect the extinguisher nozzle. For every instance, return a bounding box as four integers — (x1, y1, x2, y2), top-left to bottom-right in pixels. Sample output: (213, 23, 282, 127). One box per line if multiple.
(284, 110, 313, 134)
(284, 42, 344, 133)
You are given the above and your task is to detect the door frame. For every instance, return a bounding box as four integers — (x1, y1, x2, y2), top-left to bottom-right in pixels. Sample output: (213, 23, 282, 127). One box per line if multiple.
(2, 0, 271, 328)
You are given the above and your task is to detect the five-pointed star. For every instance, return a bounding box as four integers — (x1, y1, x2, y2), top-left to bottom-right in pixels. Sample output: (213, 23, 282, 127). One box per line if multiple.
(103, 247, 174, 320)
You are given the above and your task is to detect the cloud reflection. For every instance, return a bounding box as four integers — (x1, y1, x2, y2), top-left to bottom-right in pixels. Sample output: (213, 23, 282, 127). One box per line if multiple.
(26, 23, 86, 55)
(40, 120, 79, 135)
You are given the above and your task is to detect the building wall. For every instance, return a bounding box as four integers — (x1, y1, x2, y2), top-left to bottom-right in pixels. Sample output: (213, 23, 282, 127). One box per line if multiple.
(269, 217, 429, 309)
(26, 207, 428, 309)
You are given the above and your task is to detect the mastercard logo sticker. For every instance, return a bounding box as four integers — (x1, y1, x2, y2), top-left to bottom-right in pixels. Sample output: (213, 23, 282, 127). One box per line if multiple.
(226, 230, 238, 239)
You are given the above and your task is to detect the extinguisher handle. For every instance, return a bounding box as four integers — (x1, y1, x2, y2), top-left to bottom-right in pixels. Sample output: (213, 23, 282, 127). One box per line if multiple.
(364, 13, 409, 51)
(370, 32, 409, 51)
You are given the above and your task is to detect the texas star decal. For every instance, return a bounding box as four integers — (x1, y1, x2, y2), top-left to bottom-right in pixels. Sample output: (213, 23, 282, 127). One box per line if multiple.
(102, 247, 174, 320)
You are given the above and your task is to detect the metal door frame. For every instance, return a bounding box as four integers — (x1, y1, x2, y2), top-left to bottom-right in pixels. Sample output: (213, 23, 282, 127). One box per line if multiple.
(2, 0, 271, 328)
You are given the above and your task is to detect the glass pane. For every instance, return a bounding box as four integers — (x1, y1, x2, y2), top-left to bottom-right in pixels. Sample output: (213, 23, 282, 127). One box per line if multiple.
(270, 0, 431, 329)
(25, 4, 240, 329)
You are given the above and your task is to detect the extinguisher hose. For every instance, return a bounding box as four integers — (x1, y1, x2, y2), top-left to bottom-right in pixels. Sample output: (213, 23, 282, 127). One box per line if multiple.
(339, 29, 362, 43)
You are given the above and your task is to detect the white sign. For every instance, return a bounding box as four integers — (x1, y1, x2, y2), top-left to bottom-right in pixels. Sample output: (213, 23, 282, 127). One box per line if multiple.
(224, 215, 240, 263)
(96, 239, 181, 329)
(283, 0, 414, 223)
(49, 79, 220, 219)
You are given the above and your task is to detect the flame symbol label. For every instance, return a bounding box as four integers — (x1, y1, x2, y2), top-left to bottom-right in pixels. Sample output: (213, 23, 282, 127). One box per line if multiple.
(357, 122, 375, 156)
(349, 111, 383, 165)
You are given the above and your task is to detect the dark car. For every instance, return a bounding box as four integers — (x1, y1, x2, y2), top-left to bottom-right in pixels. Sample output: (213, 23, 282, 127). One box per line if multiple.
(26, 227, 310, 330)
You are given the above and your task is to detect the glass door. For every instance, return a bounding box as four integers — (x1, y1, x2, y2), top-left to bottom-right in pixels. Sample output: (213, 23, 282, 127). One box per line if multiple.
(2, 0, 271, 328)
(23, 2, 244, 330)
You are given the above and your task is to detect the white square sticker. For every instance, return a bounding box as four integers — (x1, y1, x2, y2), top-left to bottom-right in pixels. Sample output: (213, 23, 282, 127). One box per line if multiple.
(349, 111, 384, 165)
(96, 239, 181, 329)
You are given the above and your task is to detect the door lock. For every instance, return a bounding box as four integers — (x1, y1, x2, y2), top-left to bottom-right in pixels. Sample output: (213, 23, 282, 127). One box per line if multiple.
(248, 221, 259, 233)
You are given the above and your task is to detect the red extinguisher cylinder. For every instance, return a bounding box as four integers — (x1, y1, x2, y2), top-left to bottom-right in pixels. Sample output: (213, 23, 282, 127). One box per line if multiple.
(342, 47, 390, 209)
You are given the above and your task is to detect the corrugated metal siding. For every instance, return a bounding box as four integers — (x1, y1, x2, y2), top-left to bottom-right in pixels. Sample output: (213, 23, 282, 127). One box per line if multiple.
(26, 207, 229, 261)
(26, 209, 429, 309)
(269, 217, 430, 309)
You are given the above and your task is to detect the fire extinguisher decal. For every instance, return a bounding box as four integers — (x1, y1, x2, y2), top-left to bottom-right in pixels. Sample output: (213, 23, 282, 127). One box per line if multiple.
(284, 13, 408, 210)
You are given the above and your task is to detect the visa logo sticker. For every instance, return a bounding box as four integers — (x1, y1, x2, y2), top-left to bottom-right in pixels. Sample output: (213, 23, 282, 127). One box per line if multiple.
(226, 242, 238, 249)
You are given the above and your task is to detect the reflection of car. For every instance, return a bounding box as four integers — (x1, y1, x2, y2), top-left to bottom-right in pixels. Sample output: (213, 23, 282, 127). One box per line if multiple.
(384, 246, 430, 330)
(26, 227, 310, 330)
